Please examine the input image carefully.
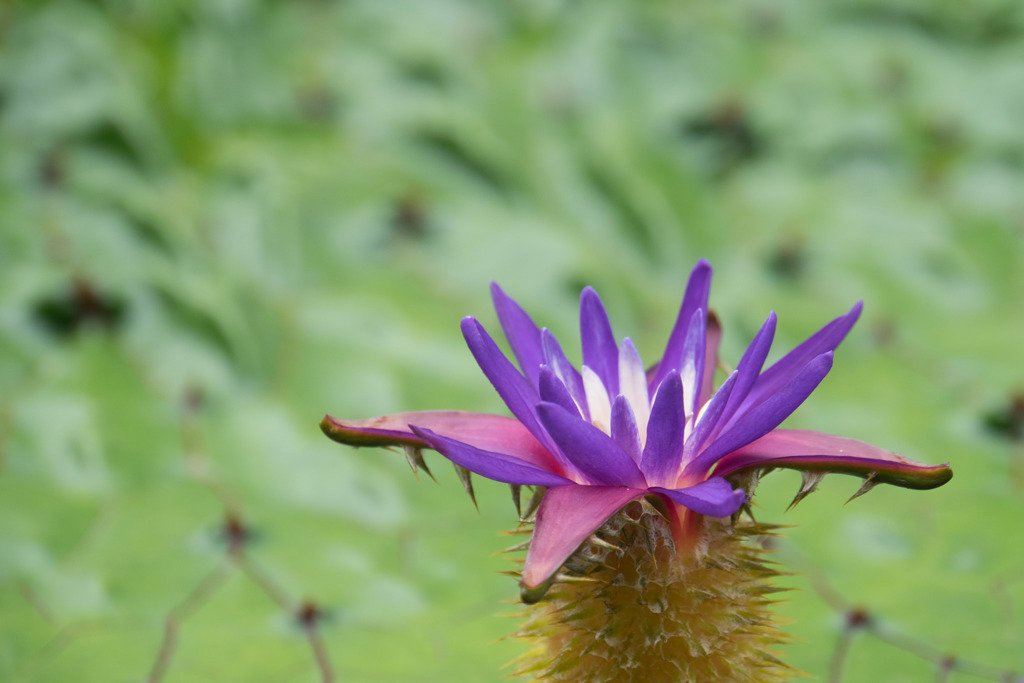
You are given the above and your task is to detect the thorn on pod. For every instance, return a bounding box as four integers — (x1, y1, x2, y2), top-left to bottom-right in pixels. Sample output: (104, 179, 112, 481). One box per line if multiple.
(453, 464, 478, 510)
(845, 473, 879, 505)
(402, 445, 435, 482)
(787, 471, 825, 511)
(510, 484, 522, 518)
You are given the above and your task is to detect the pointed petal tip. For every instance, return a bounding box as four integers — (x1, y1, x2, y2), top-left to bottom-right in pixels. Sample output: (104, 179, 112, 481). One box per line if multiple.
(320, 413, 418, 448)
(579, 286, 604, 311)
(519, 575, 556, 604)
(488, 282, 509, 308)
(657, 367, 681, 386)
(321, 414, 363, 445)
(707, 308, 721, 326)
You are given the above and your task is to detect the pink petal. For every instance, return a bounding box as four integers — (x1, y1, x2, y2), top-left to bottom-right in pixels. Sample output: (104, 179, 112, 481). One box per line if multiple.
(713, 429, 953, 489)
(320, 410, 564, 474)
(521, 485, 645, 600)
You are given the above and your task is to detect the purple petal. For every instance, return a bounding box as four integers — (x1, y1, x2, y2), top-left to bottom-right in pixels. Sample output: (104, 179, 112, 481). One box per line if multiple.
(320, 410, 563, 473)
(521, 485, 645, 597)
(539, 366, 581, 417)
(541, 329, 589, 421)
(640, 371, 686, 487)
(462, 317, 573, 474)
(713, 429, 953, 490)
(685, 351, 835, 477)
(683, 371, 738, 463)
(712, 312, 777, 439)
(728, 302, 861, 428)
(490, 282, 544, 386)
(536, 402, 646, 488)
(650, 476, 746, 517)
(610, 395, 642, 464)
(580, 287, 619, 397)
(651, 260, 712, 390)
(410, 426, 573, 487)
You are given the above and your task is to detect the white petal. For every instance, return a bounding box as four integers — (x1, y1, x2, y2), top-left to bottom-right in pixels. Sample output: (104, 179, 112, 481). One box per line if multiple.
(582, 365, 612, 435)
(681, 358, 696, 420)
(618, 338, 651, 445)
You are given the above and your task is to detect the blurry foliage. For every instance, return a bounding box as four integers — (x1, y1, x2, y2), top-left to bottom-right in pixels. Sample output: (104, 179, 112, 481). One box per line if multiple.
(1, 0, 1023, 681)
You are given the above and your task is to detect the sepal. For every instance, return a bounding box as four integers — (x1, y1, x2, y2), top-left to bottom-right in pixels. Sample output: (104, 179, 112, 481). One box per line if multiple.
(715, 429, 953, 491)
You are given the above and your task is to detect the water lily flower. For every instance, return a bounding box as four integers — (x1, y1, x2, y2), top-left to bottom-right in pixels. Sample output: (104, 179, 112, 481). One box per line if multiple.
(321, 260, 951, 681)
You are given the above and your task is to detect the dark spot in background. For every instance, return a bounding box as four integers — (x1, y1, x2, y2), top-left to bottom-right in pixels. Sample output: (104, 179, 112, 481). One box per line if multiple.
(218, 513, 257, 551)
(81, 120, 146, 170)
(391, 192, 429, 240)
(870, 319, 897, 347)
(765, 235, 805, 281)
(33, 278, 127, 338)
(747, 4, 784, 37)
(845, 607, 873, 630)
(876, 58, 909, 96)
(296, 86, 338, 122)
(182, 385, 205, 414)
(916, 117, 964, 184)
(681, 100, 763, 177)
(296, 601, 327, 629)
(399, 58, 450, 88)
(39, 146, 66, 189)
(984, 393, 1024, 441)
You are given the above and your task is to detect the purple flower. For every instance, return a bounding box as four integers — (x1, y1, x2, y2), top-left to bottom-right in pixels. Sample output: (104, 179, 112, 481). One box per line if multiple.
(322, 260, 951, 599)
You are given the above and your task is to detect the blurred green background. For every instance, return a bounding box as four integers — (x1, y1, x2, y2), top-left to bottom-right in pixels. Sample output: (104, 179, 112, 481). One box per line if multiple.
(2, 0, 1023, 681)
